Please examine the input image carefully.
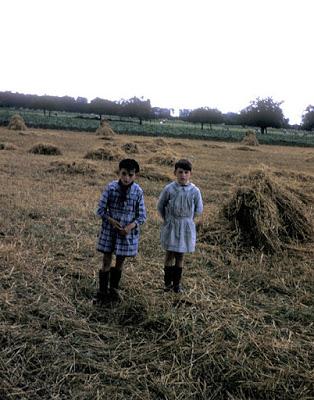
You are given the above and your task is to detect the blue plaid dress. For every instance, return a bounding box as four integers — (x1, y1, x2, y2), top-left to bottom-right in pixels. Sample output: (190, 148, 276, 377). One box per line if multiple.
(96, 180, 146, 256)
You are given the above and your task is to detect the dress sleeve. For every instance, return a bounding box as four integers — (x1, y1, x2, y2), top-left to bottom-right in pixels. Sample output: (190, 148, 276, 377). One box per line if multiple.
(194, 188, 203, 215)
(157, 186, 169, 220)
(134, 190, 146, 226)
(96, 185, 110, 220)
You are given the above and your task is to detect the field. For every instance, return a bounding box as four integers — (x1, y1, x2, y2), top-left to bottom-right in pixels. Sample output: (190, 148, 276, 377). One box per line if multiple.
(1, 108, 314, 147)
(0, 126, 313, 399)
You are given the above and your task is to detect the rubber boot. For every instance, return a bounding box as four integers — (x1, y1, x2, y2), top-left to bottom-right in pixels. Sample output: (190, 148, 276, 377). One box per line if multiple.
(109, 268, 122, 301)
(173, 266, 183, 293)
(94, 270, 110, 304)
(164, 266, 173, 292)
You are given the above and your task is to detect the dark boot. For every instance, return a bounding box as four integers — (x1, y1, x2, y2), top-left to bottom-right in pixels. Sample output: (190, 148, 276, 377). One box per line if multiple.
(173, 266, 183, 293)
(164, 266, 173, 292)
(109, 268, 122, 300)
(94, 270, 110, 303)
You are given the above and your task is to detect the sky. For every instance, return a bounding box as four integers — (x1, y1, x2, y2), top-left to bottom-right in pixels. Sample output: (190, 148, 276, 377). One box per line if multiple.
(1, 0, 313, 124)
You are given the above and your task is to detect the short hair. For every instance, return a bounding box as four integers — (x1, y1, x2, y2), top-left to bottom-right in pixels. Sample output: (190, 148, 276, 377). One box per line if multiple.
(119, 158, 140, 173)
(174, 159, 192, 171)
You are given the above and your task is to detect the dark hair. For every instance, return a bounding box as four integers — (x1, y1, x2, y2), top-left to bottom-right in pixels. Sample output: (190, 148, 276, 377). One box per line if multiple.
(119, 158, 140, 173)
(174, 159, 192, 171)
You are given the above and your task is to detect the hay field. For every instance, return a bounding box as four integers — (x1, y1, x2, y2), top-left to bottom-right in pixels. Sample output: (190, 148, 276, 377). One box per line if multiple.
(0, 126, 313, 399)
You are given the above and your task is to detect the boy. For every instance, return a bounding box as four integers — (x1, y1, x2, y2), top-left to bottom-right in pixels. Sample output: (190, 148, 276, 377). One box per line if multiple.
(157, 159, 203, 293)
(95, 158, 146, 302)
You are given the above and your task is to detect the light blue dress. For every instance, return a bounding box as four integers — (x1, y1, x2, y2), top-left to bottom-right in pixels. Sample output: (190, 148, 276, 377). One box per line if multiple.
(157, 182, 203, 253)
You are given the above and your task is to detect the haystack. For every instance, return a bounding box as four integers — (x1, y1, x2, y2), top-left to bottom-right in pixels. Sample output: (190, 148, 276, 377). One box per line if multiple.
(47, 160, 97, 175)
(0, 142, 18, 150)
(84, 147, 124, 161)
(241, 130, 259, 146)
(147, 149, 177, 167)
(29, 143, 62, 155)
(121, 142, 139, 154)
(95, 119, 115, 137)
(8, 114, 27, 131)
(222, 169, 313, 252)
(139, 166, 172, 182)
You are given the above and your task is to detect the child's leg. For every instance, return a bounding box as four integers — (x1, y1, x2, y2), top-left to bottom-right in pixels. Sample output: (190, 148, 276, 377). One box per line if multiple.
(95, 252, 112, 302)
(109, 255, 125, 298)
(173, 252, 184, 293)
(163, 251, 175, 291)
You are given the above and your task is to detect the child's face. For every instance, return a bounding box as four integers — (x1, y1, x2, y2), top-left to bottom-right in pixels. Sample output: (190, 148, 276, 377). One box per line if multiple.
(174, 168, 191, 185)
(119, 168, 137, 186)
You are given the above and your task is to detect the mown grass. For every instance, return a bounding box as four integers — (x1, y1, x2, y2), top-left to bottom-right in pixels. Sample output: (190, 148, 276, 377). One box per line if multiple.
(0, 126, 313, 399)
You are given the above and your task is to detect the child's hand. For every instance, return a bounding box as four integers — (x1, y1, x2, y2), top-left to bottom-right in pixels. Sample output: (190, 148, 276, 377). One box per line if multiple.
(118, 223, 135, 236)
(108, 217, 122, 230)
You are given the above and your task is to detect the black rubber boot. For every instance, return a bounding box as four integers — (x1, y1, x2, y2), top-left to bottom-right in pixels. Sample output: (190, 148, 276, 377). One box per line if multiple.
(173, 266, 183, 293)
(94, 270, 110, 304)
(164, 266, 173, 292)
(109, 268, 122, 300)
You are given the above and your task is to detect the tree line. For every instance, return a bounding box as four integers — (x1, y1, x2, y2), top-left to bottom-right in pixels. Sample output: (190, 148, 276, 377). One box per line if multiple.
(1, 91, 314, 133)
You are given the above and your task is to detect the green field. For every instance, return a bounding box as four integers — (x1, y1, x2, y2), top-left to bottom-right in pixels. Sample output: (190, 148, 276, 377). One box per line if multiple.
(1, 108, 314, 147)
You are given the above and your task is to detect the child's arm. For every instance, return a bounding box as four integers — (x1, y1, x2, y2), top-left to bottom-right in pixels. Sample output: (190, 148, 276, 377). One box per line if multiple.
(157, 187, 169, 220)
(96, 184, 121, 229)
(119, 190, 146, 236)
(96, 186, 109, 219)
(194, 188, 204, 216)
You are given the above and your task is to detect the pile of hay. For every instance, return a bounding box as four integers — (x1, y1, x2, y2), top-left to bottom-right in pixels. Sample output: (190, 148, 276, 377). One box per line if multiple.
(0, 142, 18, 150)
(154, 138, 167, 146)
(222, 169, 313, 252)
(147, 149, 177, 167)
(47, 160, 97, 175)
(8, 114, 27, 131)
(84, 147, 124, 161)
(29, 143, 62, 155)
(235, 146, 259, 152)
(95, 120, 115, 137)
(204, 143, 225, 149)
(139, 166, 172, 182)
(121, 142, 139, 154)
(241, 130, 259, 146)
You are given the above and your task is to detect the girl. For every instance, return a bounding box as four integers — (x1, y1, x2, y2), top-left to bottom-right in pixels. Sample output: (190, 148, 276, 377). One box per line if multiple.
(157, 159, 203, 293)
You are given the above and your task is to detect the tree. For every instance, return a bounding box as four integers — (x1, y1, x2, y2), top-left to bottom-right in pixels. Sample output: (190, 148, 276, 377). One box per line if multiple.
(223, 112, 241, 125)
(89, 98, 119, 119)
(301, 105, 314, 131)
(119, 97, 152, 125)
(188, 107, 223, 129)
(240, 97, 285, 134)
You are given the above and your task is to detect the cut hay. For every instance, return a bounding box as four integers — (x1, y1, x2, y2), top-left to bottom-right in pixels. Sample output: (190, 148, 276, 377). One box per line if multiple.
(236, 146, 259, 152)
(154, 137, 167, 146)
(222, 168, 313, 252)
(47, 160, 97, 175)
(139, 166, 172, 182)
(241, 130, 259, 146)
(95, 119, 116, 137)
(0, 142, 18, 150)
(29, 143, 62, 155)
(84, 147, 124, 161)
(147, 149, 177, 167)
(8, 114, 27, 131)
(305, 156, 314, 163)
(121, 142, 139, 154)
(204, 143, 225, 149)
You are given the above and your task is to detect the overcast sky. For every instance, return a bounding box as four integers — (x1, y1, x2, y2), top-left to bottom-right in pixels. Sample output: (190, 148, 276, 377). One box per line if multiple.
(1, 0, 313, 124)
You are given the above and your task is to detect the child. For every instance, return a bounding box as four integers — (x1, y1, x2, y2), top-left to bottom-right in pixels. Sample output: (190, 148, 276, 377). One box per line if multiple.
(95, 158, 146, 302)
(157, 159, 203, 293)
